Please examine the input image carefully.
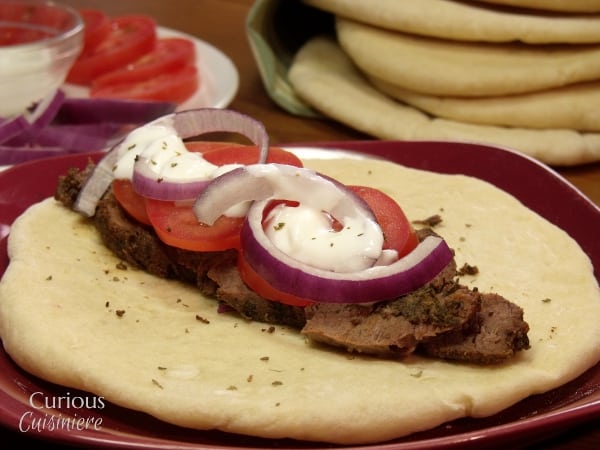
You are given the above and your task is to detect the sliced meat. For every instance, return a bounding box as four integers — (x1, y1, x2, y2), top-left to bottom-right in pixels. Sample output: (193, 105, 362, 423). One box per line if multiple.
(419, 293, 530, 364)
(301, 262, 483, 357)
(54, 162, 95, 207)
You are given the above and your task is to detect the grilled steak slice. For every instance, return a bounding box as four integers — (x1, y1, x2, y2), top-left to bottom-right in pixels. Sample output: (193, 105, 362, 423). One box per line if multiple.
(54, 165, 530, 363)
(419, 293, 530, 364)
(301, 262, 483, 357)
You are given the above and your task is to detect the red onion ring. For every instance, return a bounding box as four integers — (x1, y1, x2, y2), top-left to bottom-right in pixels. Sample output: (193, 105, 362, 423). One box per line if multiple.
(0, 116, 29, 145)
(75, 108, 270, 216)
(193, 164, 376, 226)
(242, 203, 453, 303)
(131, 155, 211, 201)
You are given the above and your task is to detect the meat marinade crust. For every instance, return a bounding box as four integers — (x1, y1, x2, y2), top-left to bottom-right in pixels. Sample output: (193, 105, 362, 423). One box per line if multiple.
(54, 164, 529, 364)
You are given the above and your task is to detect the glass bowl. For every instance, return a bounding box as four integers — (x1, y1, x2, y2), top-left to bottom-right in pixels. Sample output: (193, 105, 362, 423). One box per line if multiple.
(0, 0, 83, 117)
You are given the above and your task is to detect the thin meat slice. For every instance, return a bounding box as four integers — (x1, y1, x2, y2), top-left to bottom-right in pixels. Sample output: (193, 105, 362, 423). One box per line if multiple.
(420, 293, 530, 364)
(302, 264, 482, 357)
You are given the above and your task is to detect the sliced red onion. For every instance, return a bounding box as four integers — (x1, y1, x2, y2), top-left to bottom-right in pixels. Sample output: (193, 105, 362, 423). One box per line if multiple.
(74, 144, 122, 217)
(165, 108, 269, 165)
(74, 108, 270, 216)
(55, 97, 176, 125)
(25, 89, 66, 129)
(241, 205, 453, 303)
(7, 123, 124, 152)
(131, 155, 211, 201)
(0, 146, 65, 165)
(0, 116, 29, 145)
(193, 164, 372, 226)
(0, 93, 180, 168)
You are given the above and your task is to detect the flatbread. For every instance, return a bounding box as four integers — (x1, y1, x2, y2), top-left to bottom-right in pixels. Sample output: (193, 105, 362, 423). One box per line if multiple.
(472, 0, 600, 13)
(1, 157, 600, 444)
(336, 17, 600, 97)
(370, 77, 600, 131)
(304, 0, 600, 43)
(288, 36, 600, 166)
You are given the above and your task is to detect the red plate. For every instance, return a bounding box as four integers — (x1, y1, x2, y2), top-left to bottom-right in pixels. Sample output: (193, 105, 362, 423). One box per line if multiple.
(0, 140, 599, 449)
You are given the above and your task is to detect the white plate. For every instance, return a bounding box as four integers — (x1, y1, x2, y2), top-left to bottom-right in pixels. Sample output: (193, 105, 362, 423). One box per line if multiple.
(62, 26, 239, 109)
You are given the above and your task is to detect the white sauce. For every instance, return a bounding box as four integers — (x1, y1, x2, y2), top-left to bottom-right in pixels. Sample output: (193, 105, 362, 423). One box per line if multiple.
(263, 201, 385, 273)
(112, 124, 220, 180)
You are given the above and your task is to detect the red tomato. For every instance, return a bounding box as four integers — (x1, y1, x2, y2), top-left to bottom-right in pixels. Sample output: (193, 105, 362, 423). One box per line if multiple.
(0, 4, 61, 44)
(348, 185, 418, 258)
(78, 9, 111, 52)
(90, 64, 198, 103)
(112, 179, 151, 226)
(146, 200, 244, 251)
(200, 143, 304, 167)
(237, 252, 315, 307)
(67, 15, 157, 85)
(91, 37, 196, 88)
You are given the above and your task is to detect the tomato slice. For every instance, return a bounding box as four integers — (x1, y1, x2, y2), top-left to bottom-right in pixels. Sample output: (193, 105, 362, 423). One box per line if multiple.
(112, 179, 151, 226)
(91, 37, 196, 88)
(67, 15, 157, 85)
(200, 144, 304, 167)
(90, 64, 198, 103)
(146, 199, 244, 251)
(237, 251, 315, 307)
(78, 9, 111, 52)
(0, 4, 65, 44)
(348, 185, 418, 257)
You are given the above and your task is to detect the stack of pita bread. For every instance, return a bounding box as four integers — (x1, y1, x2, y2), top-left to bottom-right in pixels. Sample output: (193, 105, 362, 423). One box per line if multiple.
(286, 0, 600, 166)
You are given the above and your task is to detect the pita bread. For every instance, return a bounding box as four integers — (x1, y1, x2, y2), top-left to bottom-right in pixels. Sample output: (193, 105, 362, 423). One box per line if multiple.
(1, 156, 600, 444)
(472, 0, 600, 13)
(304, 0, 600, 43)
(288, 37, 600, 166)
(370, 77, 600, 131)
(336, 17, 600, 97)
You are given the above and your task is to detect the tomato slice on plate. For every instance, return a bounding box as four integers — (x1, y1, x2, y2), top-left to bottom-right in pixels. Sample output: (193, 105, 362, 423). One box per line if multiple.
(0, 3, 69, 44)
(91, 37, 196, 88)
(78, 8, 111, 52)
(90, 64, 198, 103)
(67, 15, 157, 85)
(347, 185, 418, 257)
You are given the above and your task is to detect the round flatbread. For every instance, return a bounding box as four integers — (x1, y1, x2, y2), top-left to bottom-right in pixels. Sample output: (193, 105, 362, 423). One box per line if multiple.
(288, 36, 600, 166)
(370, 77, 600, 131)
(304, 0, 600, 43)
(336, 17, 600, 97)
(1, 156, 600, 444)
(472, 0, 600, 13)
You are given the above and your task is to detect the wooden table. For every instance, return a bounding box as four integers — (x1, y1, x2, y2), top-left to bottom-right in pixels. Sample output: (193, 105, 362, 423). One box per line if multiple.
(2, 1, 598, 449)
